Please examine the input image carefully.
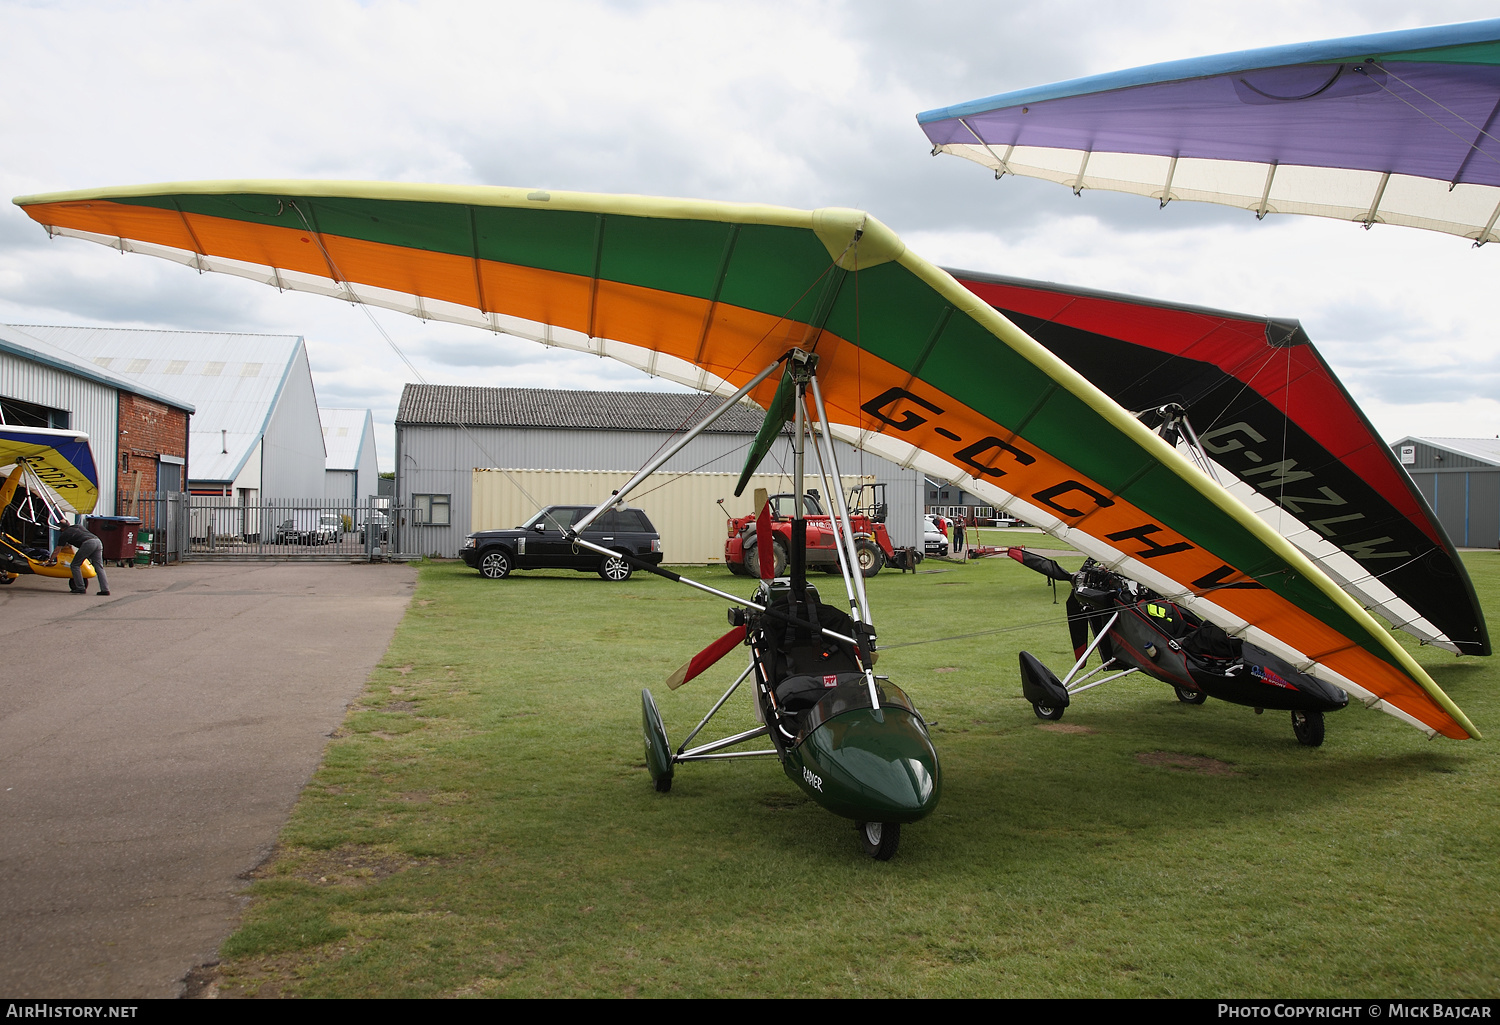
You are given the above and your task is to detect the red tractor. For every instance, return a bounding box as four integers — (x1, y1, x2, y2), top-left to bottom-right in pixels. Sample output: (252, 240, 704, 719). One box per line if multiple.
(723, 488, 900, 578)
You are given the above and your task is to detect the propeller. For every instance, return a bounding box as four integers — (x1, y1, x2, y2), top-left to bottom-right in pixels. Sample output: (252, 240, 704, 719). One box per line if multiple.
(754, 487, 774, 582)
(666, 625, 748, 690)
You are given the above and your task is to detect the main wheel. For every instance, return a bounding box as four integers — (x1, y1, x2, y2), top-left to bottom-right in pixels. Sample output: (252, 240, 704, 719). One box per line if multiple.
(478, 548, 512, 580)
(642, 689, 674, 792)
(1291, 709, 1325, 747)
(1033, 702, 1064, 721)
(745, 536, 788, 578)
(1174, 686, 1208, 705)
(598, 553, 633, 581)
(0, 573, 14, 585)
(855, 539, 884, 577)
(857, 820, 901, 861)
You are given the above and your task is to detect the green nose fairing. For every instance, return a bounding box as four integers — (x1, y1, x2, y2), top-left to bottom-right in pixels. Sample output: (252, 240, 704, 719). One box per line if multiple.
(786, 705, 941, 823)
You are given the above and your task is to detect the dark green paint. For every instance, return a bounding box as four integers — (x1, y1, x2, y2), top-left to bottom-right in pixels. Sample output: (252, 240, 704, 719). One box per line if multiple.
(785, 705, 941, 824)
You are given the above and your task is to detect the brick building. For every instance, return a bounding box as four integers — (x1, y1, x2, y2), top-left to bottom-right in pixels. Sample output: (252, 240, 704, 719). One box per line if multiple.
(2, 323, 194, 555)
(115, 392, 190, 517)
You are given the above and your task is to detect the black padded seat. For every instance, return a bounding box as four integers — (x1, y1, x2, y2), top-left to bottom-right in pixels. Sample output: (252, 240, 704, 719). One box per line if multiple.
(775, 671, 869, 713)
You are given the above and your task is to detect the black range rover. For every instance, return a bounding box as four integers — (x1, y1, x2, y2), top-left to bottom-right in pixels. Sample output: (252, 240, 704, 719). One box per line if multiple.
(460, 505, 663, 581)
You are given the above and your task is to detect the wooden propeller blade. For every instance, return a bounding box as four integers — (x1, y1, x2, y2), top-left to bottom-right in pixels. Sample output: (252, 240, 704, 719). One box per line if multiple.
(755, 487, 773, 581)
(667, 625, 747, 689)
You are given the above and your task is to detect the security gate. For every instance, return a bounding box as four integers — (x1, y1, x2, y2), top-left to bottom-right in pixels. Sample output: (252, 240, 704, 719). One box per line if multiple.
(182, 496, 414, 560)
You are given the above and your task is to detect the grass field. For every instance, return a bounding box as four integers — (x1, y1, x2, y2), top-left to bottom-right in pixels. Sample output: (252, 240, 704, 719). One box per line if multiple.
(213, 550, 1500, 998)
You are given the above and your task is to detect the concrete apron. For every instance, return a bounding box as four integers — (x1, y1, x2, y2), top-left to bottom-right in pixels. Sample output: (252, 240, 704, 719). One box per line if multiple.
(0, 561, 417, 998)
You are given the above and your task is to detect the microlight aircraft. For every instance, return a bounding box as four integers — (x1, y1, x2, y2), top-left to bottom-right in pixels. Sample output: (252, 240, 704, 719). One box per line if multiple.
(1010, 546, 1349, 746)
(12, 182, 1479, 854)
(0, 424, 100, 586)
(918, 19, 1500, 243)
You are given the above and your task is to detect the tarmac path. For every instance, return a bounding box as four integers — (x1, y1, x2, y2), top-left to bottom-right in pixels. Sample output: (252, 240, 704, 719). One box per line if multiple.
(0, 561, 417, 998)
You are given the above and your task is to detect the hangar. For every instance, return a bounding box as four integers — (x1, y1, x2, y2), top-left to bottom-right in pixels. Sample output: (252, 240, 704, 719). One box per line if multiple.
(321, 407, 380, 510)
(395, 384, 923, 562)
(1392, 437, 1500, 549)
(14, 325, 326, 503)
(1, 323, 193, 556)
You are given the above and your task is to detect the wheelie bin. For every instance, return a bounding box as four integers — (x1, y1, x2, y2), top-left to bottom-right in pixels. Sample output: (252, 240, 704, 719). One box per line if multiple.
(84, 516, 143, 567)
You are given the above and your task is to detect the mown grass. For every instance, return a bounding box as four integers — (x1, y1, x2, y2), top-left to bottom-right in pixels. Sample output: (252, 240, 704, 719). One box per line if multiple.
(965, 525, 1077, 552)
(216, 551, 1500, 998)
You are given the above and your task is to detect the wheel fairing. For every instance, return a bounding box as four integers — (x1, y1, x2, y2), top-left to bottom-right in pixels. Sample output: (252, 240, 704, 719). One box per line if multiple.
(641, 689, 674, 789)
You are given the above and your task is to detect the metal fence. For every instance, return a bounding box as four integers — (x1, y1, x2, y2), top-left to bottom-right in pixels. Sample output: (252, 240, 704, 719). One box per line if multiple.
(174, 496, 417, 561)
(116, 491, 190, 564)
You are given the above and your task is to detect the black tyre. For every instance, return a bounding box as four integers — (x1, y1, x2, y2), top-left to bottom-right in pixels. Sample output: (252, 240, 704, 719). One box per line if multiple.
(642, 689, 674, 792)
(857, 820, 900, 861)
(1175, 686, 1208, 705)
(745, 535, 788, 578)
(855, 539, 884, 577)
(1033, 702, 1064, 721)
(727, 559, 750, 577)
(478, 548, 512, 580)
(1291, 709, 1325, 747)
(0, 573, 13, 585)
(599, 552, 633, 581)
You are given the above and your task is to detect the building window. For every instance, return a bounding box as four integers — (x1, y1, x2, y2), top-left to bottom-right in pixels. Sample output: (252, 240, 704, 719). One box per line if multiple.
(413, 494, 450, 525)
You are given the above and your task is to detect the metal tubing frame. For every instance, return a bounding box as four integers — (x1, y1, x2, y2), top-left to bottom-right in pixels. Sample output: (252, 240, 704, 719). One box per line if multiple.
(678, 660, 755, 753)
(677, 749, 780, 761)
(807, 424, 864, 623)
(1068, 666, 1141, 696)
(1176, 414, 1222, 485)
(1060, 611, 1120, 687)
(678, 725, 772, 759)
(791, 358, 807, 595)
(566, 532, 860, 646)
(572, 356, 784, 534)
(800, 369, 879, 709)
(1063, 656, 1120, 690)
(808, 374, 872, 624)
(810, 414, 870, 621)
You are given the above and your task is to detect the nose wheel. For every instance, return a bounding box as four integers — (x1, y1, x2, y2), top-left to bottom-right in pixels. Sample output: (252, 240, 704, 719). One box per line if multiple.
(1291, 709, 1325, 747)
(857, 820, 901, 860)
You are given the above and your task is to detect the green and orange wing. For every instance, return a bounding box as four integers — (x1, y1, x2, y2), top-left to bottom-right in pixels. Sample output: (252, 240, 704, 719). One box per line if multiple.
(13, 181, 1477, 739)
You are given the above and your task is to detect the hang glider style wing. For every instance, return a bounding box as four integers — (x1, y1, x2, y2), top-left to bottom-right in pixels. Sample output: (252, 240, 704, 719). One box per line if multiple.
(918, 19, 1500, 242)
(0, 424, 99, 514)
(949, 268, 1490, 657)
(12, 181, 1477, 739)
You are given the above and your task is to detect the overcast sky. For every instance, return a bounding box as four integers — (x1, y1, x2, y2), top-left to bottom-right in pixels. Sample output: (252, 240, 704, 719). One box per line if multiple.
(2, 0, 1496, 471)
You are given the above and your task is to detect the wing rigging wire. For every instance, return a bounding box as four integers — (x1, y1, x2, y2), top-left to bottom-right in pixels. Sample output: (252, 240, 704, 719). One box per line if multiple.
(285, 198, 860, 532)
(1358, 61, 1500, 175)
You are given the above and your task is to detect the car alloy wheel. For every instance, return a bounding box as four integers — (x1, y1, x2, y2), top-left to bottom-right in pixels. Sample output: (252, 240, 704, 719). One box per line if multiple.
(479, 549, 512, 579)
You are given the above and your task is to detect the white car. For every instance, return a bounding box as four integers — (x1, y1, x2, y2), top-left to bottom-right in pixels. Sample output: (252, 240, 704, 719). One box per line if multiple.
(923, 515, 949, 557)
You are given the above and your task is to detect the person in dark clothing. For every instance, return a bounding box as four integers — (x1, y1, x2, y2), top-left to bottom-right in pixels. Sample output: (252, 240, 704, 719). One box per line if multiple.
(47, 521, 110, 596)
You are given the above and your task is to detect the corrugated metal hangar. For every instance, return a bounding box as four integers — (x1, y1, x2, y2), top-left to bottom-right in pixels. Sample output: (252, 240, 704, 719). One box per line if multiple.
(2, 324, 195, 556)
(396, 384, 923, 562)
(1392, 436, 1500, 549)
(321, 407, 380, 510)
(18, 326, 327, 503)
